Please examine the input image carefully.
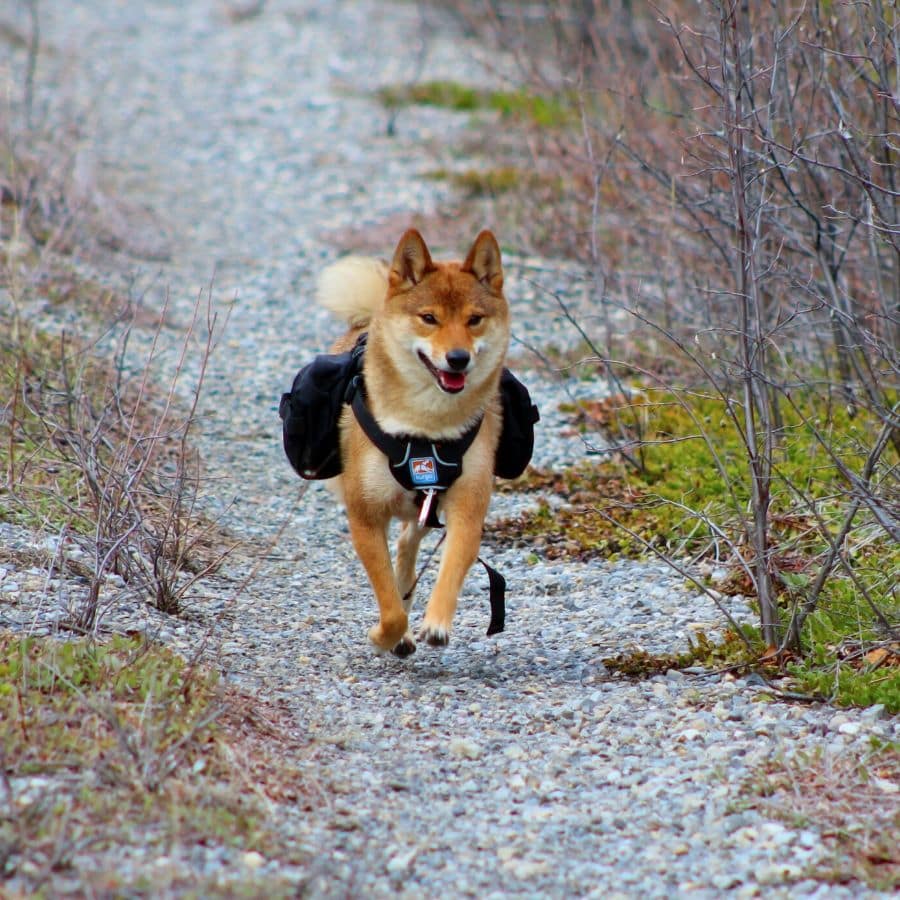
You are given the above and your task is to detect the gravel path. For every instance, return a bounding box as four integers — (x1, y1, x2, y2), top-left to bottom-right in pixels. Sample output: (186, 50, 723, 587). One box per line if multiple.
(5, 1, 897, 896)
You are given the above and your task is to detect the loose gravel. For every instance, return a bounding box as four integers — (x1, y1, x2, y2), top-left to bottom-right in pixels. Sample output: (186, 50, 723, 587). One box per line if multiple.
(2, 1, 897, 897)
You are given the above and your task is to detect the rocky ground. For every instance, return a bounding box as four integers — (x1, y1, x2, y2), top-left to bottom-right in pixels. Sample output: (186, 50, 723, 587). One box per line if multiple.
(1, 1, 897, 896)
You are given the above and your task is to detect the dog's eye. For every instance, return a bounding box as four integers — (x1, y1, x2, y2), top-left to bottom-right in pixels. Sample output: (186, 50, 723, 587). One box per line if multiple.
(468, 315, 483, 327)
(420, 313, 438, 325)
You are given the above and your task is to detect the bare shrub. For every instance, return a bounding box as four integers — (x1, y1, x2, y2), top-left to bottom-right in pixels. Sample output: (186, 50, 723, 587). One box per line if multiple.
(2, 286, 235, 630)
(460, 0, 899, 651)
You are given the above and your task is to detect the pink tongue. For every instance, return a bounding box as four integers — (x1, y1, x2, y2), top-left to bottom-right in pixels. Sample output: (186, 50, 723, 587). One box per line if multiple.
(439, 371, 466, 391)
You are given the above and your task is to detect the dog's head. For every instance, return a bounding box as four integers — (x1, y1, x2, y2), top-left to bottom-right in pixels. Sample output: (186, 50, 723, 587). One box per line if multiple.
(378, 229, 510, 397)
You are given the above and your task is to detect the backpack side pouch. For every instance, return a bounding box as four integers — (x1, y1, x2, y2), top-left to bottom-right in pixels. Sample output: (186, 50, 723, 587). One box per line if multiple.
(494, 368, 540, 480)
(279, 351, 356, 480)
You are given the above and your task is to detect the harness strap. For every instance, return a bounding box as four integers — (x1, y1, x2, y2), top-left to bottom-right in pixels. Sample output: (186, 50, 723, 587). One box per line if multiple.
(480, 557, 506, 636)
(348, 376, 482, 496)
(348, 379, 405, 464)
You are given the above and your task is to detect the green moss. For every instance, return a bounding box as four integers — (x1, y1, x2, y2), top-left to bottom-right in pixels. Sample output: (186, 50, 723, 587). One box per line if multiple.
(488, 88, 575, 127)
(376, 80, 575, 127)
(602, 627, 763, 676)
(427, 165, 564, 199)
(378, 80, 483, 111)
(787, 632, 900, 713)
(429, 166, 521, 195)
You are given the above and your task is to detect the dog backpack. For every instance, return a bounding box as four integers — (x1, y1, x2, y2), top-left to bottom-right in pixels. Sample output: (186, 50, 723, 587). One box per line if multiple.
(279, 340, 538, 636)
(279, 336, 539, 483)
(495, 369, 540, 480)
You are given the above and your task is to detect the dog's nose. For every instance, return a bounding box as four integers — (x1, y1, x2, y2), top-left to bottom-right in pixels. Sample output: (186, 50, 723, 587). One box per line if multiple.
(445, 349, 470, 372)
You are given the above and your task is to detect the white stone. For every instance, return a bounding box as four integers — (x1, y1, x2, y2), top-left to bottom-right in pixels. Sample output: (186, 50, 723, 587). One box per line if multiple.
(449, 738, 483, 760)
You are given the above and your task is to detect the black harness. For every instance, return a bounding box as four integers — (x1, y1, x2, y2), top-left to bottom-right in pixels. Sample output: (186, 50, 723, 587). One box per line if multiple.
(347, 375, 481, 528)
(346, 373, 505, 635)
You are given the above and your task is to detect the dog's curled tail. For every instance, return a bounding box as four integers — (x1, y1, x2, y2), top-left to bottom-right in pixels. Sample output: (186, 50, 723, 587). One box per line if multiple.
(317, 256, 389, 329)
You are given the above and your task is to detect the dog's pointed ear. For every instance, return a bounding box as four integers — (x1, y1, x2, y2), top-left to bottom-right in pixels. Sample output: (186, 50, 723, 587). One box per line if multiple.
(389, 229, 434, 290)
(462, 230, 503, 293)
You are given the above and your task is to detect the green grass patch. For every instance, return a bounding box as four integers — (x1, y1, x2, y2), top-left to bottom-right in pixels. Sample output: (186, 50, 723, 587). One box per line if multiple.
(377, 79, 575, 127)
(788, 646, 900, 713)
(495, 387, 899, 708)
(0, 633, 220, 777)
(426, 165, 565, 199)
(427, 165, 522, 195)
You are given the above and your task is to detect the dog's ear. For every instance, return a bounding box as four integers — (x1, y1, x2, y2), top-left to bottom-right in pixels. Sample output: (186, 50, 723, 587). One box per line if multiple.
(389, 229, 434, 290)
(462, 230, 503, 293)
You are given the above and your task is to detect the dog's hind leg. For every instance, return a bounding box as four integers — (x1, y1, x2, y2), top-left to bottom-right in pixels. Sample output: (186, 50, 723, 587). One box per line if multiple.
(346, 514, 415, 657)
(396, 521, 428, 612)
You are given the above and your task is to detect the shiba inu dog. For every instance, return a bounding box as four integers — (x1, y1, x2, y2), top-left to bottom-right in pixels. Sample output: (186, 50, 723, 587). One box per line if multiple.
(318, 229, 510, 656)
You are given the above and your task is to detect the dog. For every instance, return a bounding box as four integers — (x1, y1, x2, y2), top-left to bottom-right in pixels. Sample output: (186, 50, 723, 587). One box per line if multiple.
(317, 229, 510, 656)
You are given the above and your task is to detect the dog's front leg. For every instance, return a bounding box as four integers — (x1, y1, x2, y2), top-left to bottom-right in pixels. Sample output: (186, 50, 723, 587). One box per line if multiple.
(346, 513, 415, 657)
(418, 488, 487, 647)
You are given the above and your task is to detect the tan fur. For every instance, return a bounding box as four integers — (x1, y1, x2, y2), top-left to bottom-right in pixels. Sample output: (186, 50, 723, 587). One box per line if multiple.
(318, 229, 510, 655)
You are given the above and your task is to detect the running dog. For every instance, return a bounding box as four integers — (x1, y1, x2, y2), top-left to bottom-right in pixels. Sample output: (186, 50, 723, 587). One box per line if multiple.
(318, 229, 510, 656)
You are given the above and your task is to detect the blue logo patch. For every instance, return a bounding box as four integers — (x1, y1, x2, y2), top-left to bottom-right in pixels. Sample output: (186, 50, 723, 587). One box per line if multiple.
(410, 457, 438, 485)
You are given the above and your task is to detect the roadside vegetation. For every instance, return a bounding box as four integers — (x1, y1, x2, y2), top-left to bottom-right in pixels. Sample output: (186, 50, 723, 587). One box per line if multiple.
(378, 80, 574, 127)
(0, 632, 308, 896)
(0, 9, 303, 892)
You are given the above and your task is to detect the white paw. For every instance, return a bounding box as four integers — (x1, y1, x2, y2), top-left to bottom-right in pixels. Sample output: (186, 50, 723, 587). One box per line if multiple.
(418, 623, 450, 647)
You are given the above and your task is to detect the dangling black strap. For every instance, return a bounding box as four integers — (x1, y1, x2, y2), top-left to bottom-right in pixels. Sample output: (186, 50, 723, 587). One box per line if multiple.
(401, 536, 506, 637)
(479, 557, 506, 635)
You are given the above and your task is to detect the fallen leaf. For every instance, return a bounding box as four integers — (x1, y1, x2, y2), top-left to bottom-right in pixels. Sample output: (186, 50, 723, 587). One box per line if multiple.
(864, 648, 890, 667)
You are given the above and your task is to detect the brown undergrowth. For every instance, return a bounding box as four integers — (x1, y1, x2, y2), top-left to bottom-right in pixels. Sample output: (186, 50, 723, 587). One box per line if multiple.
(741, 743, 900, 891)
(0, 633, 313, 896)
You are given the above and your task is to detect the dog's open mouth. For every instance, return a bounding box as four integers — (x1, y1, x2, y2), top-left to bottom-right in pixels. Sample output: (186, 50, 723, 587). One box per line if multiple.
(418, 352, 466, 394)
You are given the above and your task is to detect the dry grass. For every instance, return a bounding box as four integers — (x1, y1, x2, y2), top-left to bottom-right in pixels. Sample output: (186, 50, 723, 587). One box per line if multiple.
(745, 744, 900, 890)
(0, 633, 314, 896)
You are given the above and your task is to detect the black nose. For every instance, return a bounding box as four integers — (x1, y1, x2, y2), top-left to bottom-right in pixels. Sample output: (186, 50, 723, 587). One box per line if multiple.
(445, 349, 470, 372)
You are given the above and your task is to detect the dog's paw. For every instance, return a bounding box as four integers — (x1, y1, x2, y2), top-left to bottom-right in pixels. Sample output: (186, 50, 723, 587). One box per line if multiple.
(418, 622, 450, 647)
(368, 617, 408, 654)
(391, 633, 417, 658)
